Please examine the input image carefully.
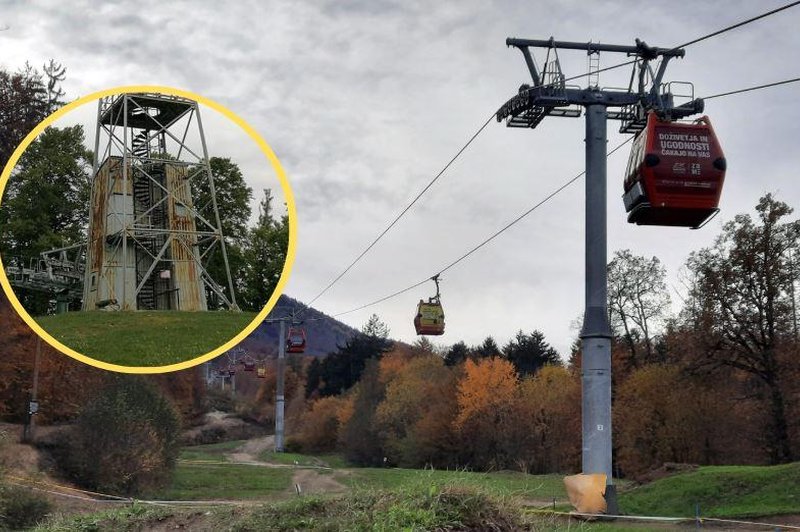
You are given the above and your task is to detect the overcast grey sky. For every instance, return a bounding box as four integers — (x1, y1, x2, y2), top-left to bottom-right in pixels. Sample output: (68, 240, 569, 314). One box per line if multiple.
(2, 1, 799, 356)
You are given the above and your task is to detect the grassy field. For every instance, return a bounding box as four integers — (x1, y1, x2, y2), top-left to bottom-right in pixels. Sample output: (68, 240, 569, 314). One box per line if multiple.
(165, 443, 800, 518)
(26, 439, 800, 530)
(155, 462, 293, 500)
(36, 310, 257, 366)
(155, 441, 292, 500)
(257, 450, 349, 469)
(344, 467, 569, 501)
(178, 439, 243, 462)
(34, 488, 575, 531)
(620, 462, 800, 518)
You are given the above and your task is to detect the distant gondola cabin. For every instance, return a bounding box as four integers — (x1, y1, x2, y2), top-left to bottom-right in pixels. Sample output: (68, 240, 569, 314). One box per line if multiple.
(286, 328, 306, 354)
(623, 112, 726, 228)
(414, 300, 445, 335)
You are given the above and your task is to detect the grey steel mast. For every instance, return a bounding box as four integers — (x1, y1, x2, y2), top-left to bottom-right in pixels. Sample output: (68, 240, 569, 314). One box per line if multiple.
(275, 319, 286, 452)
(497, 37, 703, 512)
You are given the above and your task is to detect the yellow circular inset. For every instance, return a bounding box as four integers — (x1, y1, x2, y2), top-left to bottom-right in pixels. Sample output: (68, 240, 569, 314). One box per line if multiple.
(0, 85, 297, 374)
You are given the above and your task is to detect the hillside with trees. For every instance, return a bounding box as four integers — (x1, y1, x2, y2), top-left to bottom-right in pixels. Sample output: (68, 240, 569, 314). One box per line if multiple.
(282, 193, 799, 478)
(239, 294, 359, 359)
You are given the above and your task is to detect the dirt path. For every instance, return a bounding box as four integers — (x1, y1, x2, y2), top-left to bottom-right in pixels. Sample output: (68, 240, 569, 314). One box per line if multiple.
(226, 434, 275, 463)
(287, 468, 349, 497)
(224, 435, 349, 496)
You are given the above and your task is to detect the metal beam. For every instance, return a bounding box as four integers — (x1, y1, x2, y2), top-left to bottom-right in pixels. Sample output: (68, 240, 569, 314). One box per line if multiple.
(498, 35, 703, 514)
(195, 102, 238, 310)
(506, 37, 684, 58)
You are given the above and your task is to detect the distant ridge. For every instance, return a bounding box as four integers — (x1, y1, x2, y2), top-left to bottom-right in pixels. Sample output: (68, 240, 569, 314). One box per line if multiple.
(238, 294, 359, 358)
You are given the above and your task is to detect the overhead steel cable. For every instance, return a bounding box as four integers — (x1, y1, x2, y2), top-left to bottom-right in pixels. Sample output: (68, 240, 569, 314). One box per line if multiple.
(332, 137, 634, 317)
(331, 69, 800, 318)
(673, 0, 800, 49)
(303, 112, 496, 310)
(703, 76, 800, 100)
(556, 0, 800, 87)
(302, 1, 800, 315)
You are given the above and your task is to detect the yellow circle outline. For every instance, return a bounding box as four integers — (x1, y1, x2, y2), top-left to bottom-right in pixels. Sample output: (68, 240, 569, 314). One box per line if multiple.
(0, 85, 297, 374)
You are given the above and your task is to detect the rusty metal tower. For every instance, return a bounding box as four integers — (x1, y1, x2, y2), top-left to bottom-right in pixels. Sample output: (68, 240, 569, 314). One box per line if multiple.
(83, 93, 238, 311)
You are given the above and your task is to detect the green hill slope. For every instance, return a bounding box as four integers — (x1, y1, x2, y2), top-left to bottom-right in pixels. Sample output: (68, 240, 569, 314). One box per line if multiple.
(36, 310, 257, 367)
(620, 462, 800, 518)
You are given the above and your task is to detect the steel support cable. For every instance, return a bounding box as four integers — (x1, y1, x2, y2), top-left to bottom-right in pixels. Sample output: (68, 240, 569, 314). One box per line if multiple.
(673, 0, 800, 49)
(702, 76, 800, 100)
(302, 112, 496, 310)
(330, 71, 800, 318)
(332, 137, 634, 317)
(301, 2, 800, 316)
(556, 0, 800, 87)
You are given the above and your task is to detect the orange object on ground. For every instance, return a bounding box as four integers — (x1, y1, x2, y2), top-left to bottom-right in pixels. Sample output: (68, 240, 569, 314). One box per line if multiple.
(563, 473, 608, 514)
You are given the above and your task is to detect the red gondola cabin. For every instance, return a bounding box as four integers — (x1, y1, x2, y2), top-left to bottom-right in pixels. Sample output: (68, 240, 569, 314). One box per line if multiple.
(243, 360, 256, 372)
(623, 112, 726, 228)
(286, 328, 306, 354)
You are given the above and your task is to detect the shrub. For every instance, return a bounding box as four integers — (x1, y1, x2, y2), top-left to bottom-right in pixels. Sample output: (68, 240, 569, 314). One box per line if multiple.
(0, 485, 52, 529)
(61, 375, 181, 496)
(294, 396, 349, 453)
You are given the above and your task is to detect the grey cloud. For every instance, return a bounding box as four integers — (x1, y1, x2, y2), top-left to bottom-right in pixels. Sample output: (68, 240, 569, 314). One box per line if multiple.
(3, 0, 799, 354)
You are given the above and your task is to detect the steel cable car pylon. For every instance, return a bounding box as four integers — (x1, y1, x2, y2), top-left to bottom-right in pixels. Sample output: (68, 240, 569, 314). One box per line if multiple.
(496, 36, 714, 514)
(414, 275, 445, 335)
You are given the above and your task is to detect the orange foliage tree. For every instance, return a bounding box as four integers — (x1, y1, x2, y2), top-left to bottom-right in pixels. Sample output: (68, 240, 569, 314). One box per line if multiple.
(614, 364, 742, 477)
(292, 395, 351, 452)
(502, 365, 581, 473)
(454, 357, 518, 469)
(375, 354, 458, 468)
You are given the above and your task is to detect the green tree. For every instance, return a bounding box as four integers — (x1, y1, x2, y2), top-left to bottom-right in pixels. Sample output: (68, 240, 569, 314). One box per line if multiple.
(194, 157, 252, 242)
(192, 157, 252, 309)
(502, 330, 560, 377)
(444, 341, 469, 366)
(472, 336, 500, 360)
(685, 193, 799, 463)
(412, 336, 436, 354)
(362, 313, 390, 339)
(240, 189, 288, 311)
(342, 360, 385, 466)
(0, 125, 91, 314)
(305, 357, 322, 399)
(0, 126, 90, 256)
(309, 315, 393, 398)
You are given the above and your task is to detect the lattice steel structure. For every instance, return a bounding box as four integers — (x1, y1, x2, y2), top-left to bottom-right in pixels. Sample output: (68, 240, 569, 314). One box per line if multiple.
(5, 244, 86, 313)
(82, 93, 237, 311)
